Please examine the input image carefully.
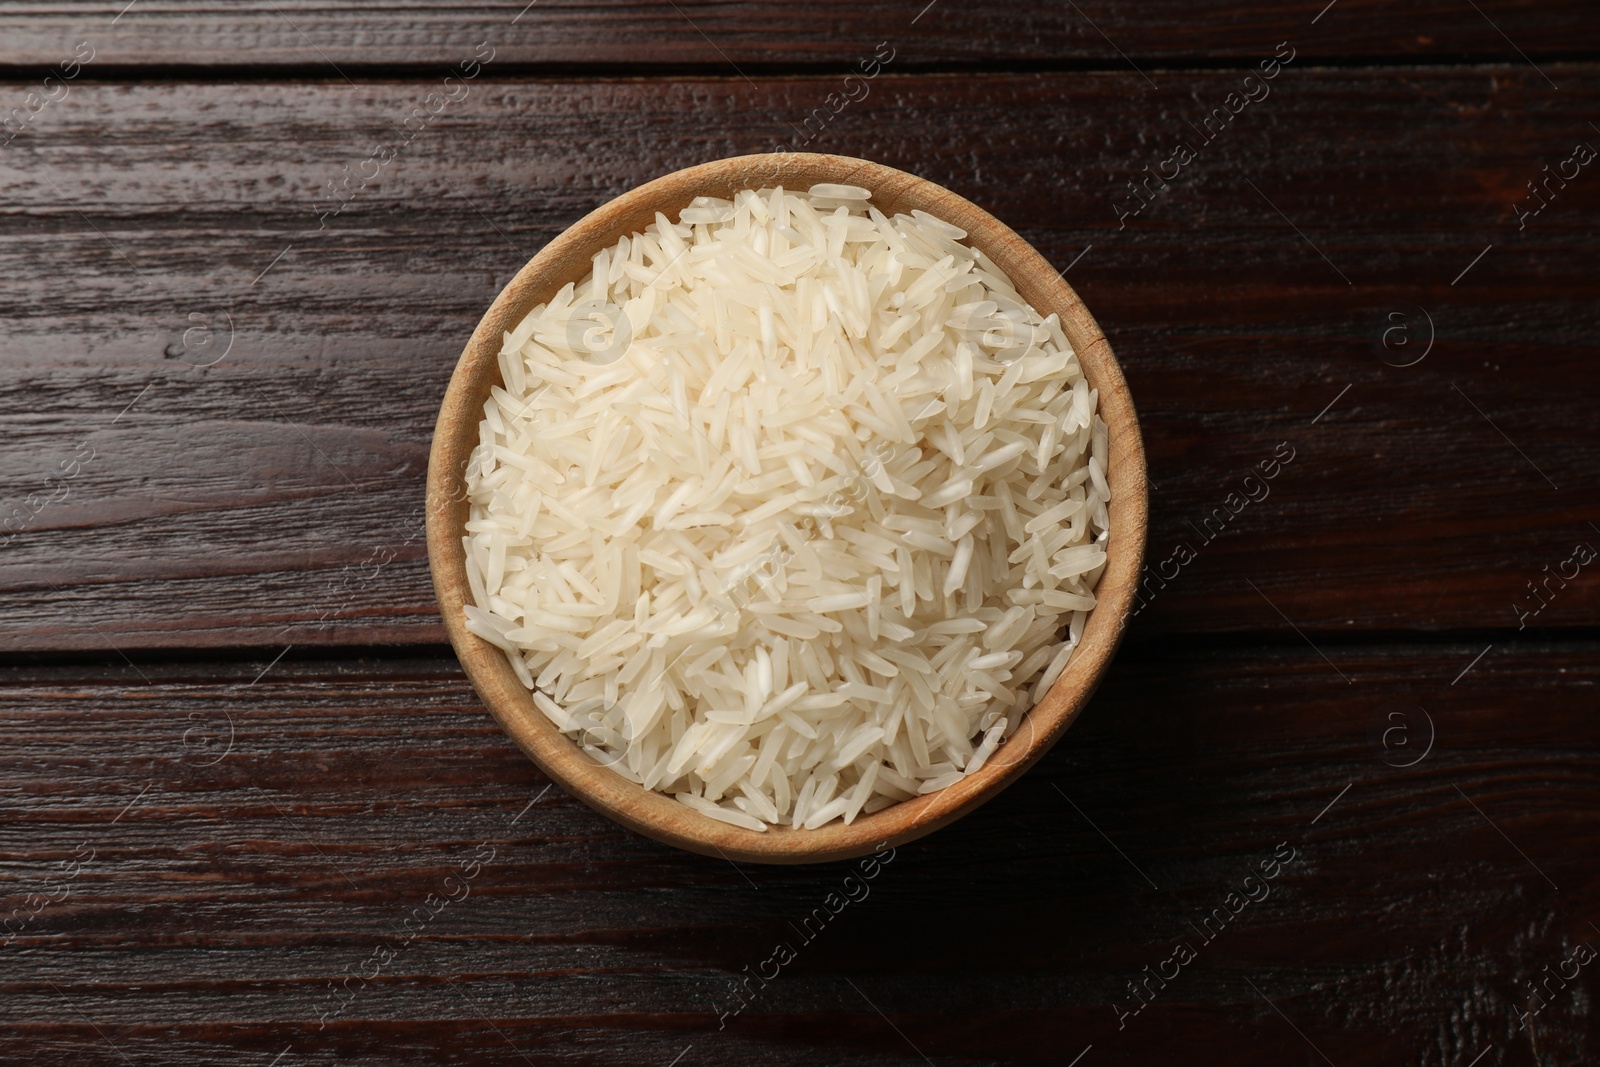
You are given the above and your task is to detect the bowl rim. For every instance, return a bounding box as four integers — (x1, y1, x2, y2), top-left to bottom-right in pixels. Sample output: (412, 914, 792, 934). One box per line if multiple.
(426, 151, 1148, 864)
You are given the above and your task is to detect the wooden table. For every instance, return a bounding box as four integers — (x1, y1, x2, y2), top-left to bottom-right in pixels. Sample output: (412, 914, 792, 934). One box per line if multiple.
(3, 3, 1597, 1064)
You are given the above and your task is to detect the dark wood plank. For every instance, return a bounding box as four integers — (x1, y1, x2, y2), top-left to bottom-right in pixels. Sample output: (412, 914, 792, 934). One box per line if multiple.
(1, 70, 1598, 650)
(0, 0, 1596, 69)
(0, 642, 1595, 1064)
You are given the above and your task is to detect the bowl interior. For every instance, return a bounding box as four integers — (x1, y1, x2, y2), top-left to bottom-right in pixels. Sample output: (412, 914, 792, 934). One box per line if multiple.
(426, 152, 1148, 863)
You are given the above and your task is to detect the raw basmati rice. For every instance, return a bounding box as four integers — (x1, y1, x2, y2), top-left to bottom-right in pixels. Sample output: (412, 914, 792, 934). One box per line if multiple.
(464, 183, 1109, 830)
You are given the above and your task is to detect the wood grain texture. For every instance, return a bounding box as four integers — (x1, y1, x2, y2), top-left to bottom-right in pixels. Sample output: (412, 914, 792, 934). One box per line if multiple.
(1, 643, 1595, 1064)
(0, 69, 1597, 651)
(0, 0, 1596, 69)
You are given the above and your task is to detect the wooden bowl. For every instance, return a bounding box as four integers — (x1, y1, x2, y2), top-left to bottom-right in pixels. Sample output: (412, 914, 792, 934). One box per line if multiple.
(426, 152, 1148, 864)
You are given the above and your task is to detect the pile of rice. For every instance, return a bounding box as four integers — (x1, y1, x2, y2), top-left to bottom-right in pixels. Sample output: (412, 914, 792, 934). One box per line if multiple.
(463, 183, 1109, 831)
